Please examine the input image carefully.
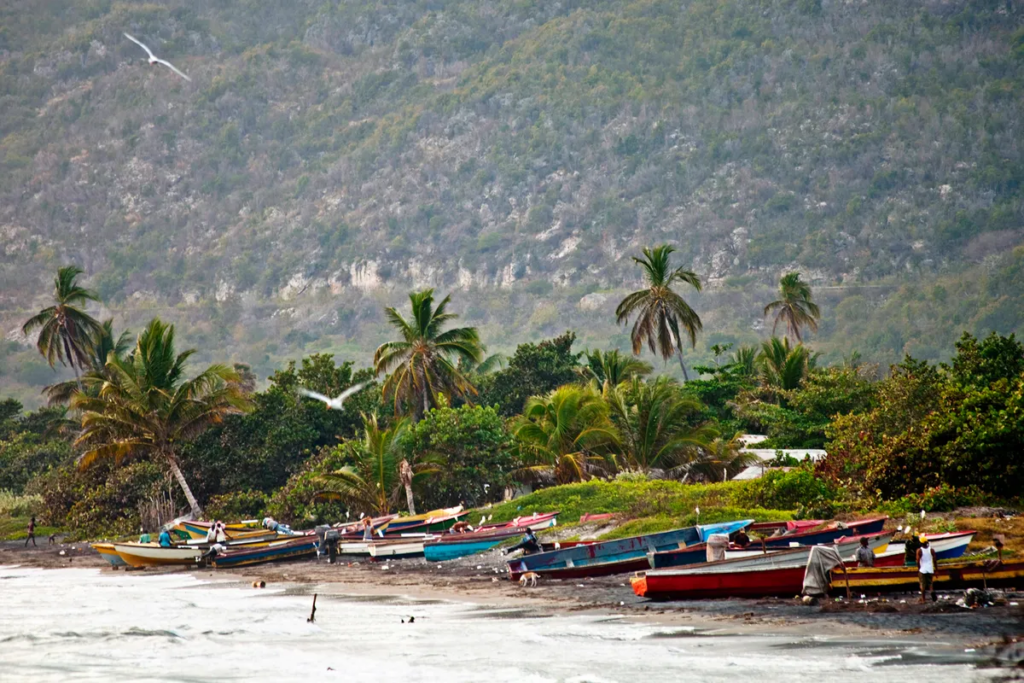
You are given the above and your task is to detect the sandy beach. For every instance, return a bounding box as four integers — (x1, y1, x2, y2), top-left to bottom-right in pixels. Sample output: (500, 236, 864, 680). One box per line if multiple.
(4, 539, 1021, 657)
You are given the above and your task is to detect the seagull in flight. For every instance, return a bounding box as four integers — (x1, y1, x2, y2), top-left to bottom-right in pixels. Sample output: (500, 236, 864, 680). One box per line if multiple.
(124, 33, 191, 82)
(298, 383, 368, 411)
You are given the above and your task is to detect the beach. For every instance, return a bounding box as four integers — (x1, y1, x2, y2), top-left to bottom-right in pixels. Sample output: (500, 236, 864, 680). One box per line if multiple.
(2, 540, 1022, 682)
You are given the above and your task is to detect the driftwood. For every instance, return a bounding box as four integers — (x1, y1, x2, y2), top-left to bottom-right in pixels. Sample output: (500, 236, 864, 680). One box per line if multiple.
(307, 594, 317, 623)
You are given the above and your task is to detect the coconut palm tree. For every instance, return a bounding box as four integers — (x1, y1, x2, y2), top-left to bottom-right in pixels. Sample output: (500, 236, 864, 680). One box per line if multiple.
(514, 385, 618, 484)
(578, 349, 652, 391)
(687, 433, 759, 483)
(606, 376, 716, 473)
(22, 266, 103, 390)
(615, 245, 703, 381)
(374, 289, 483, 420)
(757, 337, 812, 391)
(318, 414, 439, 516)
(72, 319, 251, 518)
(764, 272, 820, 343)
(729, 345, 759, 379)
(44, 319, 131, 406)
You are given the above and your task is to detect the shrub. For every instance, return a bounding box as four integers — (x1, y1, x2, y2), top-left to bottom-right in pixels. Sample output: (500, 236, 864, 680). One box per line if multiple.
(732, 468, 837, 510)
(880, 484, 987, 515)
(204, 490, 269, 522)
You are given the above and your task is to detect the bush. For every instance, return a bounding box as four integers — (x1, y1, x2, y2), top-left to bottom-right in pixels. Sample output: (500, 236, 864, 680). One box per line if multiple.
(204, 490, 269, 522)
(264, 446, 350, 526)
(880, 484, 987, 515)
(0, 489, 42, 517)
(732, 468, 837, 510)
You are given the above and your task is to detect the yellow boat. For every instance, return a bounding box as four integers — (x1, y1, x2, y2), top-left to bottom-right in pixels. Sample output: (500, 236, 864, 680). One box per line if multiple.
(112, 542, 203, 568)
(91, 542, 129, 568)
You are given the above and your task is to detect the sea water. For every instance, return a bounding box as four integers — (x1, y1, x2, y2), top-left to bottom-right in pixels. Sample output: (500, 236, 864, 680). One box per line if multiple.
(0, 566, 997, 682)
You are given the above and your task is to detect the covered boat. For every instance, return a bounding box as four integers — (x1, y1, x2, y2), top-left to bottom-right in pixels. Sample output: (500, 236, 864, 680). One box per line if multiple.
(211, 536, 318, 568)
(506, 520, 753, 581)
(112, 543, 203, 568)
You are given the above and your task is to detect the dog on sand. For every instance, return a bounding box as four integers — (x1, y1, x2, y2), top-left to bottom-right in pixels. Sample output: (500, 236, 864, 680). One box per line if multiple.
(519, 572, 540, 588)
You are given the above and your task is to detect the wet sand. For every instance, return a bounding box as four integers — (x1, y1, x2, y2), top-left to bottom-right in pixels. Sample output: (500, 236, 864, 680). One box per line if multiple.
(4, 539, 1022, 656)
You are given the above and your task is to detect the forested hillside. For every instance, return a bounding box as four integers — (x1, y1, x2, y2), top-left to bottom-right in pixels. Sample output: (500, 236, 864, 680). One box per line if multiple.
(2, 0, 1024, 403)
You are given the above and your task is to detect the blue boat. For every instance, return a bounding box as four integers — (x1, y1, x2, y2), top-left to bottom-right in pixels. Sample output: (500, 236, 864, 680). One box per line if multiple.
(211, 536, 318, 568)
(506, 520, 752, 580)
(424, 530, 523, 562)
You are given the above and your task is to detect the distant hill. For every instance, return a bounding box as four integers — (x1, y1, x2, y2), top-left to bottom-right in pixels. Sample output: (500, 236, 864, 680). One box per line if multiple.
(2, 0, 1023, 405)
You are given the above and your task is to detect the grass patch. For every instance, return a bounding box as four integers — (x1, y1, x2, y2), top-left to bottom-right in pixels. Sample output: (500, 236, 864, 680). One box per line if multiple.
(480, 479, 801, 528)
(0, 515, 58, 541)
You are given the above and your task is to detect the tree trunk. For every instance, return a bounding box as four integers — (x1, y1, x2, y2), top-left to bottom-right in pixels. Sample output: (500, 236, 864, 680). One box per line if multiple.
(399, 459, 416, 515)
(63, 336, 83, 391)
(167, 456, 203, 519)
(671, 330, 691, 382)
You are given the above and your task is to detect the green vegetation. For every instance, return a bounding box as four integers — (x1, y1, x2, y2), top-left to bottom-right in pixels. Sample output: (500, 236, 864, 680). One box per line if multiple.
(3, 2, 1024, 406)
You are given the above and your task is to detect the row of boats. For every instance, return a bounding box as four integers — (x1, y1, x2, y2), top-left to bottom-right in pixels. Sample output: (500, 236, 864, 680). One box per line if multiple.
(91, 510, 1022, 600)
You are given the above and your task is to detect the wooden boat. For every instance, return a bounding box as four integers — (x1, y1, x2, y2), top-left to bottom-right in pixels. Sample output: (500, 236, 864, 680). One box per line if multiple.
(649, 530, 893, 570)
(211, 536, 318, 568)
(368, 538, 431, 560)
(749, 520, 822, 535)
(424, 529, 525, 562)
(872, 530, 976, 567)
(92, 542, 129, 568)
(755, 516, 887, 549)
(632, 534, 894, 600)
(506, 520, 753, 581)
(382, 510, 467, 535)
(836, 559, 1024, 594)
(112, 543, 203, 568)
(476, 511, 559, 533)
(171, 521, 282, 542)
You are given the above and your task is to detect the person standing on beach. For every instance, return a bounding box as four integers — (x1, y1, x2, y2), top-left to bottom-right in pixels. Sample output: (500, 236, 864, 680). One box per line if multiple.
(138, 527, 151, 543)
(916, 537, 937, 603)
(855, 537, 875, 567)
(362, 516, 374, 541)
(24, 516, 36, 547)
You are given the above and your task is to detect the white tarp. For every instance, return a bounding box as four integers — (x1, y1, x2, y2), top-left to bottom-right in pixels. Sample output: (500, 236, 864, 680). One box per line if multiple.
(705, 534, 730, 563)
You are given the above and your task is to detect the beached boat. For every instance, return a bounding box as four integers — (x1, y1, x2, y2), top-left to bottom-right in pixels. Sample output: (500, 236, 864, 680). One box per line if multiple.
(424, 529, 525, 562)
(211, 536, 318, 568)
(872, 530, 975, 567)
(836, 559, 1024, 594)
(632, 533, 894, 600)
(506, 520, 753, 581)
(649, 530, 894, 570)
(476, 511, 559, 533)
(91, 542, 129, 568)
(112, 543, 203, 568)
(755, 516, 887, 549)
(171, 521, 283, 542)
(382, 510, 467, 535)
(368, 538, 431, 560)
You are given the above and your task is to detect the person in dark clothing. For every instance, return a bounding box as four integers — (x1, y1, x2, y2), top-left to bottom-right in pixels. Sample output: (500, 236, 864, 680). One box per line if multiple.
(504, 528, 541, 556)
(25, 516, 36, 547)
(904, 531, 922, 567)
(733, 529, 751, 549)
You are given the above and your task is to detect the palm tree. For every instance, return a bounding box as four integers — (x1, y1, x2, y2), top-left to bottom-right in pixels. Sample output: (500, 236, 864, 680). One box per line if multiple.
(606, 376, 716, 473)
(374, 289, 483, 420)
(318, 414, 439, 516)
(687, 434, 759, 483)
(22, 266, 103, 390)
(72, 319, 251, 518)
(764, 272, 820, 343)
(615, 245, 703, 381)
(44, 319, 131, 406)
(514, 385, 618, 484)
(757, 337, 812, 391)
(729, 345, 759, 379)
(578, 349, 652, 391)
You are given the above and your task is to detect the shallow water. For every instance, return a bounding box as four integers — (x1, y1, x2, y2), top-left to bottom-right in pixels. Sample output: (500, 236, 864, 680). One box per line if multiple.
(0, 566, 997, 682)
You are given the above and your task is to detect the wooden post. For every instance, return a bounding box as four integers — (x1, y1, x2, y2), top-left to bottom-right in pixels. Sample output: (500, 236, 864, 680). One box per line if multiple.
(307, 594, 318, 623)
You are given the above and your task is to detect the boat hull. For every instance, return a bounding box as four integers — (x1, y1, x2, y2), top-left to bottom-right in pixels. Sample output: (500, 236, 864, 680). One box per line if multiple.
(633, 565, 808, 600)
(112, 543, 203, 568)
(837, 560, 1024, 593)
(92, 543, 129, 568)
(757, 517, 887, 549)
(368, 540, 427, 559)
(424, 530, 523, 562)
(212, 537, 318, 568)
(507, 520, 752, 581)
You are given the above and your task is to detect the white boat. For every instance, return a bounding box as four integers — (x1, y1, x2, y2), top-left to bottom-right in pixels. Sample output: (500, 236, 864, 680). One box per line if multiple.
(112, 543, 203, 568)
(874, 530, 975, 565)
(367, 539, 430, 560)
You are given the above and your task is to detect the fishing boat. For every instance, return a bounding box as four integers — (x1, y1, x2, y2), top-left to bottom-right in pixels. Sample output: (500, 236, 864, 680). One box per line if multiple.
(476, 511, 559, 533)
(506, 520, 753, 581)
(755, 516, 888, 549)
(424, 529, 525, 562)
(91, 542, 129, 568)
(211, 536, 318, 568)
(171, 520, 282, 542)
(368, 537, 431, 560)
(382, 508, 467, 535)
(112, 543, 204, 568)
(872, 530, 976, 567)
(649, 529, 894, 569)
(836, 559, 1024, 594)
(632, 533, 894, 600)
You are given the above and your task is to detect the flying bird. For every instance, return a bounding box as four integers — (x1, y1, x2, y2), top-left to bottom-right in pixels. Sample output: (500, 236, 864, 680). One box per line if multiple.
(298, 383, 368, 411)
(124, 33, 192, 82)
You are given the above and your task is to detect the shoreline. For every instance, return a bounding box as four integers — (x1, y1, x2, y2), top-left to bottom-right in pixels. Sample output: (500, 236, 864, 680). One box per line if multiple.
(4, 540, 1022, 653)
